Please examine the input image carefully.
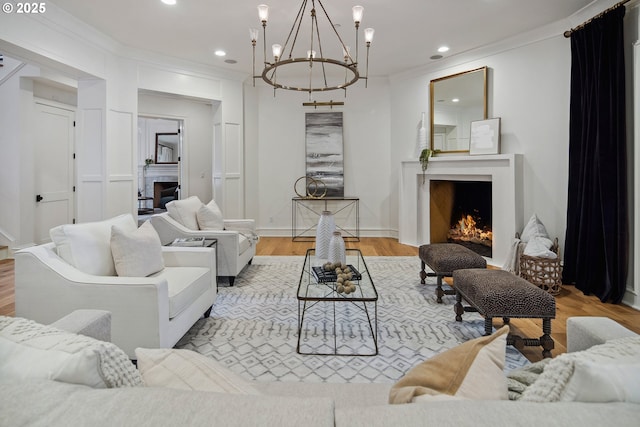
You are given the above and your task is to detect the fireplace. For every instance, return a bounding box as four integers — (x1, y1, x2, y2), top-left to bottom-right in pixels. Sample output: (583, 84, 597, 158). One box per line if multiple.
(153, 181, 178, 208)
(430, 180, 492, 257)
(399, 154, 523, 266)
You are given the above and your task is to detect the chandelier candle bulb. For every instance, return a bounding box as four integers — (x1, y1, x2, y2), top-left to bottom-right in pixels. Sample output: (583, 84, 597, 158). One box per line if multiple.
(364, 28, 375, 44)
(258, 4, 269, 22)
(272, 44, 282, 60)
(352, 5, 364, 25)
(249, 28, 259, 43)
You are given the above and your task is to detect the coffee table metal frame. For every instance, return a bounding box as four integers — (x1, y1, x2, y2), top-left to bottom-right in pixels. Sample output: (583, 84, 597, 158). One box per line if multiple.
(296, 248, 378, 356)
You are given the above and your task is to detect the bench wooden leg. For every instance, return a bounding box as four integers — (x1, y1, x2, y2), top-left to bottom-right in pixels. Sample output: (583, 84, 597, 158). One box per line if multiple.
(541, 318, 554, 358)
(436, 276, 445, 303)
(484, 317, 494, 336)
(454, 291, 464, 322)
(420, 260, 427, 284)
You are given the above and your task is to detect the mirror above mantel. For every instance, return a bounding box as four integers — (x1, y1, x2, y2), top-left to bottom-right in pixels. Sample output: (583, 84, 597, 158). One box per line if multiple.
(155, 133, 179, 164)
(430, 66, 487, 153)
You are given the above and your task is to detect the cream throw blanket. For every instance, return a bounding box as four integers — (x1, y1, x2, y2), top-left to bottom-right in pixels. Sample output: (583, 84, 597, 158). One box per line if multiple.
(502, 237, 526, 274)
(520, 336, 640, 402)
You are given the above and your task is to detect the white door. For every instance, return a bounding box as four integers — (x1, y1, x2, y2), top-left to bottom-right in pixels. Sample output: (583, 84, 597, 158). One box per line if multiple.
(34, 102, 75, 244)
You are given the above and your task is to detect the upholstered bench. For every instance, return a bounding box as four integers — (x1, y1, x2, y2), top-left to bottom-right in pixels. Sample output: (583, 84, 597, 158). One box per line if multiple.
(453, 268, 556, 358)
(419, 243, 487, 303)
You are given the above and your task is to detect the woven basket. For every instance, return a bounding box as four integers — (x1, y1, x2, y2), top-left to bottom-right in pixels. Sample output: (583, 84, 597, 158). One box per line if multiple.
(518, 237, 563, 295)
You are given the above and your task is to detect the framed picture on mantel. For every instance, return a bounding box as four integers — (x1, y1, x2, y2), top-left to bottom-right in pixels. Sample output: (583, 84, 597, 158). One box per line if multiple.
(470, 118, 501, 155)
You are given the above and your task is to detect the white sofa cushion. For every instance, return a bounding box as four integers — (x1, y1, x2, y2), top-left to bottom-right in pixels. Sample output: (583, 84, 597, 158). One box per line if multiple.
(166, 196, 202, 230)
(50, 214, 137, 276)
(110, 221, 165, 277)
(0, 316, 142, 388)
(151, 267, 211, 319)
(0, 379, 336, 427)
(561, 360, 640, 403)
(197, 199, 224, 230)
(135, 348, 260, 394)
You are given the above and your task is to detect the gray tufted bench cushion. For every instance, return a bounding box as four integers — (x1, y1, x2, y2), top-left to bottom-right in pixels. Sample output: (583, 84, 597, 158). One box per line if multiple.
(419, 243, 487, 303)
(453, 268, 556, 358)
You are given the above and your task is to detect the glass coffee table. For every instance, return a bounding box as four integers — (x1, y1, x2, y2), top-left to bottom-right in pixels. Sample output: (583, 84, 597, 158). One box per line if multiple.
(296, 248, 378, 356)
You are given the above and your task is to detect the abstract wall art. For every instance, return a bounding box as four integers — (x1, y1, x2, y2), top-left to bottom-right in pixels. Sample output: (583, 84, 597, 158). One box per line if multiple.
(305, 112, 344, 197)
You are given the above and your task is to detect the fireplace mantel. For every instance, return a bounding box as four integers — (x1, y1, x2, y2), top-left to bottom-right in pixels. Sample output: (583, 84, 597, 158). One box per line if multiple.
(399, 154, 523, 267)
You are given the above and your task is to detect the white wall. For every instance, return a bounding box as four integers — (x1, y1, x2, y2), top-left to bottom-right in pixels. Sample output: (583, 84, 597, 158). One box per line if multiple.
(390, 35, 571, 251)
(249, 78, 391, 236)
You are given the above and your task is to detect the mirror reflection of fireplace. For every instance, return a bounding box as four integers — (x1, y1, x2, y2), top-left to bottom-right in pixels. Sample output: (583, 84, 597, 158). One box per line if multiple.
(430, 180, 492, 257)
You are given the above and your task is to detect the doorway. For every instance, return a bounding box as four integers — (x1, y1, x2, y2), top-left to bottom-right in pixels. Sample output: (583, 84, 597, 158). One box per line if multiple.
(138, 116, 183, 216)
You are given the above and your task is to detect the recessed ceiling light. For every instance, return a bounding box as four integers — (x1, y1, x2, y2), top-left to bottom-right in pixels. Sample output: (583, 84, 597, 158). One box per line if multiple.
(437, 46, 450, 53)
(225, 59, 238, 64)
(430, 54, 443, 60)
(161, 0, 176, 5)
(214, 50, 226, 57)
(452, 98, 460, 103)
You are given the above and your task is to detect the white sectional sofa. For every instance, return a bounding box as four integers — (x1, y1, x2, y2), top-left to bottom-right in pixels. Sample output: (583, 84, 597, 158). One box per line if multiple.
(1, 311, 638, 426)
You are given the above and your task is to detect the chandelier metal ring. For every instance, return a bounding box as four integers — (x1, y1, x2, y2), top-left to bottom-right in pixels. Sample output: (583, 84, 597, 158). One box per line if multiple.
(250, 2, 374, 97)
(261, 57, 360, 92)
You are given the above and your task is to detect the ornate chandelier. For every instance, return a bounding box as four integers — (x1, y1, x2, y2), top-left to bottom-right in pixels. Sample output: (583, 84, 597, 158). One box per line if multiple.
(250, 1, 374, 97)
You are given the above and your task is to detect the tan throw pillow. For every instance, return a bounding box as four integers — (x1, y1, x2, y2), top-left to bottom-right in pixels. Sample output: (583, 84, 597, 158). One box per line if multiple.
(389, 325, 509, 404)
(166, 196, 202, 230)
(110, 221, 164, 277)
(197, 199, 224, 230)
(0, 316, 142, 388)
(135, 348, 260, 394)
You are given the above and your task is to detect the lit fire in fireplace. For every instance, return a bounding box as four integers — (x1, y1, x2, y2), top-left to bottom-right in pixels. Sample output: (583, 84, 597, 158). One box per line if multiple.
(448, 214, 492, 248)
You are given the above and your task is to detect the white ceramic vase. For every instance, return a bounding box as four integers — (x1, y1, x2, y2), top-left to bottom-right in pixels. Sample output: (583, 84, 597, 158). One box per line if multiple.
(328, 231, 346, 265)
(315, 210, 335, 259)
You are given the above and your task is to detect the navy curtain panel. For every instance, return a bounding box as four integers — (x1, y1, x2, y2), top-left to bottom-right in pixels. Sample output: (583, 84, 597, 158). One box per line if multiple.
(563, 5, 628, 303)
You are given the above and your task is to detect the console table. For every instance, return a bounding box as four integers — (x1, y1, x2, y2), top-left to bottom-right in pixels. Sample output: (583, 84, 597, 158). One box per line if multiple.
(292, 197, 360, 241)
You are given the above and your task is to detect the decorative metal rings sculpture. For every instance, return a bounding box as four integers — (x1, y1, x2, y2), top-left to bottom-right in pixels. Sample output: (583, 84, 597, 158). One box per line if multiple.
(294, 176, 327, 199)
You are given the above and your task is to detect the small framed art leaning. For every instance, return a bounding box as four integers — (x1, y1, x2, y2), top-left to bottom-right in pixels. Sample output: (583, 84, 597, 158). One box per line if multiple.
(470, 118, 501, 155)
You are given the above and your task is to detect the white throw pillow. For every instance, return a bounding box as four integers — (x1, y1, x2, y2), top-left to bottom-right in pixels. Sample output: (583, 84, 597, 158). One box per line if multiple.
(166, 196, 202, 230)
(197, 199, 224, 230)
(135, 348, 260, 394)
(523, 236, 557, 259)
(0, 316, 142, 388)
(110, 221, 165, 277)
(561, 360, 640, 403)
(520, 213, 549, 242)
(50, 214, 137, 276)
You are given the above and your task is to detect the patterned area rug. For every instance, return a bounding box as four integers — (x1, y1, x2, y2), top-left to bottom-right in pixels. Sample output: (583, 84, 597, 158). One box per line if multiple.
(176, 256, 530, 383)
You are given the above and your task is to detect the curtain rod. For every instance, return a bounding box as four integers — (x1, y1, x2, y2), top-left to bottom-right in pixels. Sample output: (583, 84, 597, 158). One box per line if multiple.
(564, 0, 631, 37)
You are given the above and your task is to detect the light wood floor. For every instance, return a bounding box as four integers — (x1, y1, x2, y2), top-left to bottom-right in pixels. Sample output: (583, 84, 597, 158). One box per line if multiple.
(2, 237, 639, 363)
